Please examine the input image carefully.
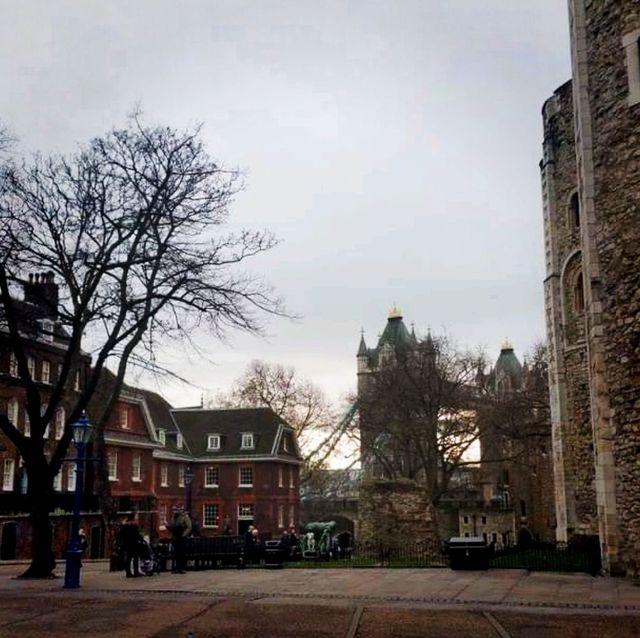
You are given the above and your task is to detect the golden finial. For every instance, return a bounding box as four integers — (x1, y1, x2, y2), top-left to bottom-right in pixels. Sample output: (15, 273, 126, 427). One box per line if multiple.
(388, 303, 402, 319)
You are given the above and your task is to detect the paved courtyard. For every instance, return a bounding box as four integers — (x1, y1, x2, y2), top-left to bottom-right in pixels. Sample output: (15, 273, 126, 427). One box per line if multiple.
(0, 562, 639, 637)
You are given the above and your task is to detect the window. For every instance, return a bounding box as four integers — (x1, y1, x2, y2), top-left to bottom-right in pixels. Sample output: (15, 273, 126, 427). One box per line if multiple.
(132, 453, 141, 482)
(27, 357, 35, 380)
(53, 469, 62, 492)
(24, 410, 30, 437)
(158, 430, 166, 446)
(241, 433, 254, 449)
(463, 516, 469, 525)
(41, 360, 51, 385)
(481, 516, 487, 525)
(9, 352, 17, 376)
(54, 407, 65, 440)
(288, 504, 295, 528)
(40, 319, 53, 343)
(67, 464, 76, 491)
(207, 434, 220, 450)
(205, 466, 219, 487)
(278, 504, 284, 528)
(119, 405, 129, 430)
(573, 272, 585, 313)
(289, 467, 295, 489)
(238, 503, 254, 519)
(74, 370, 81, 391)
(203, 504, 220, 528)
(108, 452, 118, 481)
(176, 433, 184, 449)
(278, 467, 284, 487)
(160, 463, 168, 487)
(2, 459, 14, 491)
(569, 192, 580, 230)
(283, 435, 289, 452)
(239, 466, 253, 487)
(622, 29, 640, 106)
(159, 505, 167, 530)
(7, 398, 18, 427)
(176, 464, 184, 487)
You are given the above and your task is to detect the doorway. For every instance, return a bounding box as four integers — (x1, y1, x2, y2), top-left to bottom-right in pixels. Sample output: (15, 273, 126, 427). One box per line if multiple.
(238, 519, 254, 536)
(0, 522, 17, 560)
(90, 525, 104, 559)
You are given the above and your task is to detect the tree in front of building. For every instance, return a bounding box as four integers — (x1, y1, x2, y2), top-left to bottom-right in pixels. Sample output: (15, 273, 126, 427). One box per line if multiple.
(0, 116, 282, 577)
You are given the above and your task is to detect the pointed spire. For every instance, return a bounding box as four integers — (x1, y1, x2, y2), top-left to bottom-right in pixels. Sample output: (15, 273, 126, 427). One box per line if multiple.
(424, 328, 436, 354)
(410, 321, 417, 342)
(357, 329, 368, 356)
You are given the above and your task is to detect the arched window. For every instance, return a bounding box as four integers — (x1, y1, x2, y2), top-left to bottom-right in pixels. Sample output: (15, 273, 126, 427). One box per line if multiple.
(569, 192, 580, 229)
(573, 272, 585, 313)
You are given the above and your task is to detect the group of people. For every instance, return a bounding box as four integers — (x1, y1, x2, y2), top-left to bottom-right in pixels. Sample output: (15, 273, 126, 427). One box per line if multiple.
(117, 508, 192, 578)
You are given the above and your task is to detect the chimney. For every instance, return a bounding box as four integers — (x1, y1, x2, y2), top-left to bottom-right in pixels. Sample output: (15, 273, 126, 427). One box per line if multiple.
(23, 271, 59, 318)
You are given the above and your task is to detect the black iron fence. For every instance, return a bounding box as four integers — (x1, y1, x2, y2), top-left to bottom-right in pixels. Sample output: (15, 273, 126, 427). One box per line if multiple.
(285, 541, 600, 574)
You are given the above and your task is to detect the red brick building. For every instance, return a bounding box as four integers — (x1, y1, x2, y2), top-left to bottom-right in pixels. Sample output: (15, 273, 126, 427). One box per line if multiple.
(0, 274, 302, 561)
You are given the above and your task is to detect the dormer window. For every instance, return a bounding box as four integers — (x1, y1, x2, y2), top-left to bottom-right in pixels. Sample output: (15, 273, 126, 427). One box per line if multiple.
(207, 434, 221, 451)
(176, 433, 184, 449)
(119, 405, 129, 430)
(41, 320, 54, 343)
(241, 433, 254, 450)
(283, 435, 289, 453)
(158, 429, 166, 446)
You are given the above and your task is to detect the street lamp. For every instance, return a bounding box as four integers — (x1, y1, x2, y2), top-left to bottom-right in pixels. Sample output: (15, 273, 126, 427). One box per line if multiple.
(63, 413, 94, 589)
(184, 463, 194, 516)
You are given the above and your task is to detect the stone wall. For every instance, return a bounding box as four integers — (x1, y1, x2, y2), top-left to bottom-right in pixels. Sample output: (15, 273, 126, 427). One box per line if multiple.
(573, 0, 640, 576)
(358, 479, 438, 551)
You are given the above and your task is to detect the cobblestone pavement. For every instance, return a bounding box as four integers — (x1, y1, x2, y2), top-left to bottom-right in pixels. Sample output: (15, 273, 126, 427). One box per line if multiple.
(0, 563, 639, 637)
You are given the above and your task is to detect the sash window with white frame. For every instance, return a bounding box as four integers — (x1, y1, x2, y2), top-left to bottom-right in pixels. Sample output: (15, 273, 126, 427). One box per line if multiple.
(2, 458, 14, 491)
(205, 466, 219, 487)
(132, 453, 141, 482)
(239, 466, 253, 487)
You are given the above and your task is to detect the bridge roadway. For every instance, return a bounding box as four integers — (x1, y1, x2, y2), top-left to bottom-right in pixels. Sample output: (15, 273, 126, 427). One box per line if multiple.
(0, 561, 638, 636)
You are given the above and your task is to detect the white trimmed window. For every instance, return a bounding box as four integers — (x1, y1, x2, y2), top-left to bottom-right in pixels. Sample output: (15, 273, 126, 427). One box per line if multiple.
(159, 504, 167, 530)
(67, 464, 76, 491)
(178, 464, 185, 488)
(278, 467, 284, 488)
(108, 452, 118, 481)
(241, 433, 254, 449)
(9, 352, 18, 377)
(24, 410, 30, 437)
(160, 463, 168, 487)
(205, 466, 219, 487)
(288, 504, 295, 528)
(41, 360, 51, 385)
(207, 434, 220, 450)
(238, 503, 254, 519)
(7, 398, 18, 427)
(176, 433, 184, 449)
(42, 319, 54, 343)
(2, 459, 14, 491)
(53, 469, 62, 492)
(132, 453, 141, 482)
(158, 429, 166, 446)
(283, 435, 289, 452)
(119, 405, 129, 430)
(289, 467, 295, 489)
(54, 407, 65, 440)
(203, 503, 219, 528)
(278, 504, 284, 528)
(239, 466, 253, 487)
(27, 357, 35, 380)
(74, 370, 81, 391)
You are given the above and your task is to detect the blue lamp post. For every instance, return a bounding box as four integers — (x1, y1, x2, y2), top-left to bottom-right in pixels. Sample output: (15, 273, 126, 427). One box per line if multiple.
(63, 413, 93, 589)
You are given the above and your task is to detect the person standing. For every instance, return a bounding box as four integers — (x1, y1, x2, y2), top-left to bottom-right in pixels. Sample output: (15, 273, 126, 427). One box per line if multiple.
(119, 513, 142, 578)
(169, 507, 192, 574)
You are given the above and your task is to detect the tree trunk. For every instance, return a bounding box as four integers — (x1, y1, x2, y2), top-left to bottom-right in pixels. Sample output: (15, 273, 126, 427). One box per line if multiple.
(19, 482, 56, 579)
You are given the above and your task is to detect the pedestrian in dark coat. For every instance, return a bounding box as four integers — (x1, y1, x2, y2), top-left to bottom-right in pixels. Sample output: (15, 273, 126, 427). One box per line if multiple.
(119, 513, 142, 578)
(168, 507, 192, 573)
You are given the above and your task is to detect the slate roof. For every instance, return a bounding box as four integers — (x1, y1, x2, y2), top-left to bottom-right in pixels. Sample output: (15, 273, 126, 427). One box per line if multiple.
(170, 407, 300, 460)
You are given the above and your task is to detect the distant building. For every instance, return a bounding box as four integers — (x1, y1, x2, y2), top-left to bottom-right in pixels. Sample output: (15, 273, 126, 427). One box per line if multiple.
(541, 0, 640, 575)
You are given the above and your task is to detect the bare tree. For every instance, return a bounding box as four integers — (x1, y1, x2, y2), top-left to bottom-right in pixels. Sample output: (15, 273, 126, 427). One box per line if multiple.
(212, 359, 347, 474)
(356, 335, 485, 507)
(0, 117, 282, 577)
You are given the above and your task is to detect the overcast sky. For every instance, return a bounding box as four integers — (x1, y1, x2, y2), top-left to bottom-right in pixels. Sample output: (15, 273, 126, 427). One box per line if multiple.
(1, 1, 571, 412)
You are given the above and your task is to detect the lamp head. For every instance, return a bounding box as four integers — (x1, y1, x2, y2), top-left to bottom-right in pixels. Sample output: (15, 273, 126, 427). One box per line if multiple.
(71, 413, 93, 445)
